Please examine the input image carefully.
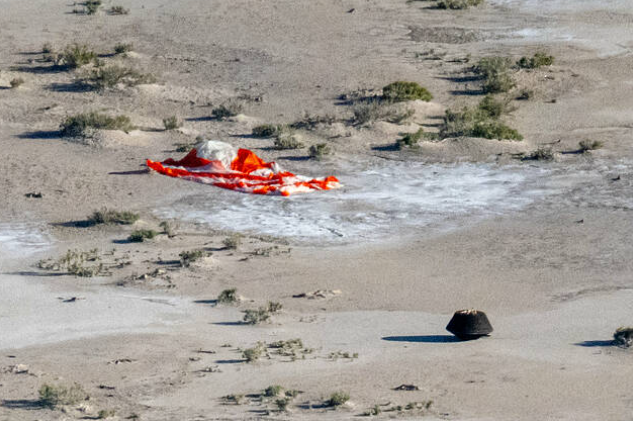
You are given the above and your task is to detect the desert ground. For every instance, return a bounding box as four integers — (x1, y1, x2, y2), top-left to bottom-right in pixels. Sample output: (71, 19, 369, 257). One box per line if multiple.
(1, 0, 633, 420)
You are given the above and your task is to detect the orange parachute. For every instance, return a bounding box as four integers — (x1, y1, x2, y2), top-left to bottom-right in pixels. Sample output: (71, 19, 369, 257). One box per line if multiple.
(147, 140, 340, 196)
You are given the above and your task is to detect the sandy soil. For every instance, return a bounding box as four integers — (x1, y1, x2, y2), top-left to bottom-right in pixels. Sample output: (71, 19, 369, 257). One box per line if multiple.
(1, 0, 633, 420)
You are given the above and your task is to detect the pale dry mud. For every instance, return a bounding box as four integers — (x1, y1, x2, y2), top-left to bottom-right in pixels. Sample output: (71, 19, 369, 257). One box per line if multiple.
(1, 0, 633, 420)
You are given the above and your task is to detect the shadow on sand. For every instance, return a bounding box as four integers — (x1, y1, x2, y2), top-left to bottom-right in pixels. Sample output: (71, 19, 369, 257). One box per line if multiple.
(382, 335, 460, 343)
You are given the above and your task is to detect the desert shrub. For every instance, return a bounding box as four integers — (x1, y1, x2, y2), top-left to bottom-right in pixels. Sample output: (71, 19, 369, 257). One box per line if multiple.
(37, 249, 105, 277)
(436, 0, 484, 9)
(242, 342, 266, 362)
(38, 383, 87, 408)
(163, 116, 182, 130)
(516, 89, 533, 100)
(59, 44, 96, 69)
(520, 147, 554, 161)
(387, 107, 415, 124)
(42, 43, 54, 54)
(114, 43, 133, 54)
(517, 52, 554, 69)
(252, 124, 287, 138)
(477, 95, 510, 118)
(268, 338, 307, 357)
(267, 301, 283, 313)
(309, 143, 331, 159)
(264, 385, 284, 397)
(60, 112, 134, 137)
(273, 132, 304, 150)
(10, 78, 24, 88)
(473, 57, 514, 93)
(223, 394, 245, 404)
(290, 113, 337, 130)
(275, 398, 291, 412)
(212, 101, 243, 120)
(396, 128, 424, 149)
(84, 0, 102, 14)
(352, 99, 390, 125)
(471, 120, 523, 140)
(382, 81, 432, 102)
(128, 229, 157, 242)
(363, 405, 382, 416)
(440, 106, 522, 140)
(614, 327, 633, 348)
(242, 302, 281, 325)
(326, 391, 350, 407)
(109, 5, 129, 15)
(159, 220, 176, 237)
(217, 288, 238, 304)
(97, 409, 116, 419)
(578, 139, 603, 152)
(222, 234, 242, 249)
(80, 65, 156, 91)
(179, 249, 205, 267)
(88, 209, 139, 225)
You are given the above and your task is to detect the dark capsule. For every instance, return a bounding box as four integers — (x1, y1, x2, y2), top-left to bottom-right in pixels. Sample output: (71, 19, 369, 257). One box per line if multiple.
(446, 309, 493, 341)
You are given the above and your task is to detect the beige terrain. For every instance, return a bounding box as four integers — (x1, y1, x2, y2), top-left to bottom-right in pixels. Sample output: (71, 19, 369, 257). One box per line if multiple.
(1, 0, 633, 420)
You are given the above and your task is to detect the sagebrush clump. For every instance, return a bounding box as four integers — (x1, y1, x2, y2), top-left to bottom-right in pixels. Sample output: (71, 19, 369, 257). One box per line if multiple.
(382, 81, 433, 102)
(163, 116, 182, 130)
(242, 342, 266, 362)
(217, 288, 238, 304)
(436, 0, 484, 9)
(212, 101, 243, 120)
(252, 124, 288, 138)
(109, 5, 129, 15)
(326, 391, 350, 407)
(396, 128, 424, 149)
(79, 65, 156, 91)
(578, 139, 603, 152)
(128, 229, 157, 242)
(60, 112, 134, 137)
(88, 209, 139, 225)
(179, 249, 206, 267)
(309, 143, 331, 159)
(517, 52, 554, 69)
(473, 57, 515, 93)
(242, 301, 283, 325)
(59, 44, 97, 69)
(38, 383, 87, 408)
(273, 132, 304, 150)
(114, 43, 133, 54)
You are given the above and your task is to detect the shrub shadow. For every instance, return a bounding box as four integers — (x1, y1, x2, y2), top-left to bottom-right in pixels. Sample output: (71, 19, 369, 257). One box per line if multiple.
(574, 340, 614, 347)
(2, 399, 46, 410)
(16, 130, 61, 139)
(382, 335, 460, 343)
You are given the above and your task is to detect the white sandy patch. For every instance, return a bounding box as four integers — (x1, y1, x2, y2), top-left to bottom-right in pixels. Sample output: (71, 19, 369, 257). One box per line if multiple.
(0, 222, 52, 260)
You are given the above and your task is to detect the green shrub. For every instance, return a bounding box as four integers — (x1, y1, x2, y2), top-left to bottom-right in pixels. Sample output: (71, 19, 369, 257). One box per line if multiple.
(471, 120, 523, 140)
(163, 116, 182, 130)
(309, 143, 331, 159)
(60, 112, 134, 137)
(520, 147, 554, 161)
(97, 409, 116, 419)
(217, 288, 238, 304)
(275, 397, 291, 412)
(84, 0, 102, 14)
(37, 249, 105, 277)
(440, 107, 522, 140)
(179, 249, 205, 267)
(474, 57, 514, 93)
(382, 81, 433, 102)
(242, 302, 281, 325)
(109, 5, 129, 15)
(252, 124, 287, 138)
(59, 44, 96, 69)
(436, 0, 484, 9)
(326, 391, 350, 407)
(128, 229, 157, 242)
(38, 383, 87, 408)
(396, 128, 424, 149)
(352, 99, 390, 125)
(242, 342, 266, 362)
(477, 95, 510, 118)
(517, 52, 554, 69)
(80, 65, 156, 91)
(264, 385, 284, 397)
(614, 327, 633, 348)
(114, 43, 133, 54)
(222, 234, 242, 249)
(42, 43, 54, 54)
(578, 139, 603, 152)
(273, 132, 304, 150)
(223, 394, 245, 404)
(10, 78, 24, 88)
(212, 101, 243, 120)
(88, 209, 139, 225)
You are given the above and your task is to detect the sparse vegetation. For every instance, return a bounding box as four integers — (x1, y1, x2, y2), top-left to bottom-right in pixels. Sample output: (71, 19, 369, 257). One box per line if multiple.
(179, 249, 206, 267)
(212, 101, 243, 120)
(477, 95, 512, 119)
(325, 391, 350, 407)
(328, 351, 359, 360)
(517, 52, 554, 69)
(84, 0, 102, 14)
(387, 107, 415, 124)
(352, 99, 391, 125)
(516, 89, 533, 101)
(38, 383, 87, 408)
(614, 327, 633, 348)
(290, 113, 337, 130)
(88, 209, 139, 225)
(396, 128, 424, 149)
(42, 43, 54, 54)
(60, 112, 134, 137)
(242, 342, 266, 362)
(159, 220, 176, 237)
(223, 394, 245, 404)
(273, 132, 304, 150)
(264, 385, 284, 397)
(275, 397, 291, 412)
(252, 124, 288, 138)
(519, 147, 554, 161)
(382, 81, 433, 102)
(109, 5, 130, 15)
(79, 65, 156, 91)
(217, 288, 239, 304)
(163, 116, 182, 130)
(114, 43, 133, 54)
(309, 143, 332, 159)
(268, 338, 312, 359)
(436, 0, 484, 9)
(578, 139, 603, 152)
(128, 229, 157, 242)
(242, 302, 282, 325)
(10, 77, 24, 88)
(97, 409, 116, 419)
(37, 249, 105, 277)
(222, 233, 242, 249)
(362, 405, 382, 416)
(473, 57, 515, 93)
(59, 44, 97, 69)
